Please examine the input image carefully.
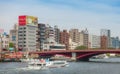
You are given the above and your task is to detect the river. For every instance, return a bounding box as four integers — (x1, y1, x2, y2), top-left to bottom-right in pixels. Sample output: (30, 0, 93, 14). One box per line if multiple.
(0, 58, 120, 74)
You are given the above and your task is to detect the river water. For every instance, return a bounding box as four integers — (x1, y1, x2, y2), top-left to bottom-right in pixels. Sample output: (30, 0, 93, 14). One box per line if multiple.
(1, 58, 120, 74)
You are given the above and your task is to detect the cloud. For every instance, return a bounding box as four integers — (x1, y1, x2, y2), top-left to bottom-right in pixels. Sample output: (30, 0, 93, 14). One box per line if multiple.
(0, 0, 120, 37)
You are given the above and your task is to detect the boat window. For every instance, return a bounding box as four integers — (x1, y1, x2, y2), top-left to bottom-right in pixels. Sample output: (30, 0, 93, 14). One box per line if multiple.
(53, 62, 64, 65)
(37, 64, 42, 66)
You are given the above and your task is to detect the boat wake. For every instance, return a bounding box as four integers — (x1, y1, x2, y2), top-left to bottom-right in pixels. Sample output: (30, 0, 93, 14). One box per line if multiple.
(0, 66, 47, 73)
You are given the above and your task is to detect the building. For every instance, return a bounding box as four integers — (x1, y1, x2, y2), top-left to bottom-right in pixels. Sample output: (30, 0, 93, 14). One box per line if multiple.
(101, 36, 108, 49)
(54, 25, 60, 44)
(43, 25, 57, 51)
(1, 33, 9, 50)
(89, 35, 100, 48)
(60, 30, 69, 50)
(80, 29, 89, 48)
(69, 38, 79, 50)
(38, 24, 56, 51)
(9, 24, 18, 50)
(69, 29, 80, 43)
(101, 29, 111, 48)
(38, 23, 46, 50)
(38, 24, 61, 51)
(0, 28, 4, 52)
(111, 37, 120, 49)
(47, 26, 55, 43)
(18, 15, 38, 51)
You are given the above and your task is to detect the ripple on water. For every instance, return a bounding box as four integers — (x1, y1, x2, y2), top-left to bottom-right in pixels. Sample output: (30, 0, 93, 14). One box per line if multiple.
(1, 58, 120, 74)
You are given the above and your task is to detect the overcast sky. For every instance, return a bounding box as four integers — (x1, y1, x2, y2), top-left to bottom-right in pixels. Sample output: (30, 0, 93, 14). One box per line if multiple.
(0, 0, 120, 37)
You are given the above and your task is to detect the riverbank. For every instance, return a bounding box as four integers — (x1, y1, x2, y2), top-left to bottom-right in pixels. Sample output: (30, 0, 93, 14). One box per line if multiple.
(0, 58, 21, 62)
(89, 57, 120, 63)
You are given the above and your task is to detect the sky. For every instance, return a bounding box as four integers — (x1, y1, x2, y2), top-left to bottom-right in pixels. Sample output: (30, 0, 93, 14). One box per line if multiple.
(0, 0, 120, 37)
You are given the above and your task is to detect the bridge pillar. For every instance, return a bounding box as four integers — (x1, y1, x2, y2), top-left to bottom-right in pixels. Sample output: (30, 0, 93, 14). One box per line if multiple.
(71, 52, 77, 61)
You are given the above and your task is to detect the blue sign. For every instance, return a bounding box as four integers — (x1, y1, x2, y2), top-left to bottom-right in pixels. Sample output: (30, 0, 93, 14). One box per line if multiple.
(9, 48, 14, 51)
(3, 32, 7, 36)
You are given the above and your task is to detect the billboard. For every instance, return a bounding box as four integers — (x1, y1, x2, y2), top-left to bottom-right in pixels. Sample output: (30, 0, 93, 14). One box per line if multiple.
(19, 15, 38, 26)
(26, 16, 38, 26)
(19, 16, 26, 26)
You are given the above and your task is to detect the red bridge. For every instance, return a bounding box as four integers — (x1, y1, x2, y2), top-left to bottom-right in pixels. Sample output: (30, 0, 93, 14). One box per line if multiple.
(30, 49, 120, 61)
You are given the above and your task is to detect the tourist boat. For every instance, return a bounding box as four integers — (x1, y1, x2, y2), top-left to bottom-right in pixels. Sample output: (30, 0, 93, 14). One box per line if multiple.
(46, 60, 69, 68)
(27, 59, 47, 70)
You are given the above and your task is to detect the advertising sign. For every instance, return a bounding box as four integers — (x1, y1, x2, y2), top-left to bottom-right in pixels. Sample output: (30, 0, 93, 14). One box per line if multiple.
(19, 15, 38, 26)
(9, 48, 14, 51)
(26, 16, 38, 26)
(18, 16, 26, 26)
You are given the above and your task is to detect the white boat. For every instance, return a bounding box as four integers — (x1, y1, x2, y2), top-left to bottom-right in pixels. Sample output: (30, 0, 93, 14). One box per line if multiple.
(28, 62, 46, 70)
(20, 58, 31, 62)
(27, 59, 69, 69)
(27, 59, 47, 70)
(46, 60, 69, 68)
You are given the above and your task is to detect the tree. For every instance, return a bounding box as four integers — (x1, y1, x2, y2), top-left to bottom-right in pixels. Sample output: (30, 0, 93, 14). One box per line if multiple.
(75, 45, 87, 50)
(9, 42, 18, 52)
(9, 42, 14, 48)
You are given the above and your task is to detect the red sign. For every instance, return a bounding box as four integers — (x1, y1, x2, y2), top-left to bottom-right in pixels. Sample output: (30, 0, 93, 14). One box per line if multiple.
(0, 28, 4, 33)
(19, 15, 26, 26)
(18, 15, 38, 26)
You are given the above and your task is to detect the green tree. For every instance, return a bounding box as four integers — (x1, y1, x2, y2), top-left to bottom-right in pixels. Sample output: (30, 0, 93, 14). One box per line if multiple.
(9, 42, 14, 47)
(9, 42, 17, 52)
(75, 45, 87, 50)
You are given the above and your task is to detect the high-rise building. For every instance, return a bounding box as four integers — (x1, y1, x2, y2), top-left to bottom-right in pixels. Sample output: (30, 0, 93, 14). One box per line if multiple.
(60, 30, 69, 50)
(89, 35, 100, 48)
(47, 26, 55, 43)
(44, 25, 55, 44)
(101, 36, 108, 49)
(69, 29, 80, 43)
(38, 24, 57, 50)
(54, 25, 60, 44)
(9, 24, 18, 50)
(18, 15, 38, 51)
(101, 29, 111, 48)
(38, 23, 46, 50)
(80, 29, 89, 48)
(111, 37, 120, 49)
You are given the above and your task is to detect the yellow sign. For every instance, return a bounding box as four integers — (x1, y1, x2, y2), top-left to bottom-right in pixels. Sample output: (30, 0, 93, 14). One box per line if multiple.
(26, 16, 38, 26)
